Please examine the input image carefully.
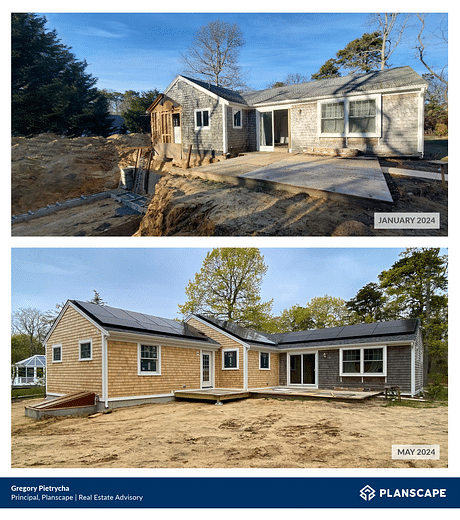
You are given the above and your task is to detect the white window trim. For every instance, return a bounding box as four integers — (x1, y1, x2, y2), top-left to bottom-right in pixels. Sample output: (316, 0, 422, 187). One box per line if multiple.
(318, 94, 382, 138)
(339, 345, 387, 377)
(259, 351, 270, 370)
(52, 344, 62, 363)
(232, 108, 243, 129)
(222, 348, 239, 370)
(138, 343, 161, 376)
(194, 108, 211, 130)
(78, 339, 92, 361)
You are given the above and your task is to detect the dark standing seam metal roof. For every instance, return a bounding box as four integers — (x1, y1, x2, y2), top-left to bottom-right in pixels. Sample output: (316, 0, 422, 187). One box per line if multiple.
(71, 300, 217, 343)
(179, 67, 428, 108)
(196, 314, 419, 350)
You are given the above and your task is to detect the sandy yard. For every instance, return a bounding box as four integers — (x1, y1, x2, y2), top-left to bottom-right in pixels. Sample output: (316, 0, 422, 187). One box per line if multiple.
(11, 397, 447, 469)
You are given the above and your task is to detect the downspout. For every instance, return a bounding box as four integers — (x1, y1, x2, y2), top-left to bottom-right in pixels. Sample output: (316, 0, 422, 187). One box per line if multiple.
(410, 341, 415, 397)
(418, 88, 427, 157)
(244, 345, 249, 390)
(101, 332, 109, 409)
(222, 102, 228, 155)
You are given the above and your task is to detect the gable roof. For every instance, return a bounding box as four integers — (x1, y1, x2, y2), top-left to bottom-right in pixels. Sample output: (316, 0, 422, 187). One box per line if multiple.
(242, 66, 428, 106)
(195, 314, 420, 350)
(169, 67, 428, 109)
(67, 300, 217, 344)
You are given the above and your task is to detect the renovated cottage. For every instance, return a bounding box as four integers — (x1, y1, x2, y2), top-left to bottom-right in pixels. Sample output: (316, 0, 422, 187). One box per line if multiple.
(43, 300, 424, 410)
(147, 66, 428, 161)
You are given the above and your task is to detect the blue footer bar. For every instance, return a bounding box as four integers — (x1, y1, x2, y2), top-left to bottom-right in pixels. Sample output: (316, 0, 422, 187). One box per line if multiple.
(3, 477, 459, 508)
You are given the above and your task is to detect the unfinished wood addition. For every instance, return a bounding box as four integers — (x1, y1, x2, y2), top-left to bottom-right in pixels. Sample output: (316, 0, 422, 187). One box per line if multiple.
(150, 99, 182, 145)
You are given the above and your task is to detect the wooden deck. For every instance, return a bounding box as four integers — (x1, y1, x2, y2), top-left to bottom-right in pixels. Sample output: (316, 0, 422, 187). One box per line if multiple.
(174, 388, 250, 405)
(174, 387, 382, 404)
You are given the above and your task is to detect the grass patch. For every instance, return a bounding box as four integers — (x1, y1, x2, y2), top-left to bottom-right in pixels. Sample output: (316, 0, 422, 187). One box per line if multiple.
(12, 386, 45, 399)
(424, 136, 448, 160)
(383, 399, 447, 409)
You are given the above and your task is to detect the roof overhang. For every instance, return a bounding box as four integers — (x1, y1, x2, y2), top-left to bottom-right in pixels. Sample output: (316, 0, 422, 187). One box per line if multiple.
(106, 329, 220, 350)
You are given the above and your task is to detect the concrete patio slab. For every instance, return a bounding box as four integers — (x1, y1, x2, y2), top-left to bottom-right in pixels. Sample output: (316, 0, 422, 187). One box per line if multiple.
(184, 153, 393, 204)
(240, 155, 393, 203)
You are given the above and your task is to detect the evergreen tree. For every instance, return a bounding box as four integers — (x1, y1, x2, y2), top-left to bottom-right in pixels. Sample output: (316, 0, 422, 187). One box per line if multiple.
(12, 13, 113, 136)
(311, 59, 341, 80)
(122, 90, 159, 133)
(335, 32, 383, 73)
(346, 282, 387, 323)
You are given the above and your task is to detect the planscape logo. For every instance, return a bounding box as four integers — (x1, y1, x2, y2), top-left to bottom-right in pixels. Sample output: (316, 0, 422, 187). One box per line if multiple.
(359, 485, 376, 501)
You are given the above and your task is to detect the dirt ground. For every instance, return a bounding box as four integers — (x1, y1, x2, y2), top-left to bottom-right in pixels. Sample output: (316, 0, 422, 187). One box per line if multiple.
(11, 134, 447, 237)
(11, 397, 448, 469)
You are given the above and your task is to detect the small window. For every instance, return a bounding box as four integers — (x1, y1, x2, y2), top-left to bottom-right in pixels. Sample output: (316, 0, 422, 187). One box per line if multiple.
(223, 349, 239, 369)
(79, 340, 92, 361)
(52, 344, 62, 362)
(195, 109, 210, 129)
(260, 352, 270, 370)
(139, 344, 160, 374)
(233, 109, 242, 128)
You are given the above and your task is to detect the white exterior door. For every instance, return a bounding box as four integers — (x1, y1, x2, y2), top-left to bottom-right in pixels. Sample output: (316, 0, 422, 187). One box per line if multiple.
(258, 110, 274, 151)
(201, 351, 213, 388)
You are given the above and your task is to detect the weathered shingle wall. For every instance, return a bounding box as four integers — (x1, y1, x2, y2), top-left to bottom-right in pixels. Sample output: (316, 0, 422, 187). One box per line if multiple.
(168, 79, 224, 156)
(289, 91, 422, 156)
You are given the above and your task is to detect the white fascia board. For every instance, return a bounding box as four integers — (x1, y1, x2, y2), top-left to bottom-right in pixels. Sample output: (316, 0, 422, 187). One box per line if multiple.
(251, 85, 427, 109)
(278, 339, 413, 352)
(106, 329, 220, 350)
(44, 300, 108, 343)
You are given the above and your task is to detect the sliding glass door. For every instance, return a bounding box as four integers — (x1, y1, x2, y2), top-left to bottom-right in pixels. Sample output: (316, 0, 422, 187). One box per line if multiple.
(289, 353, 316, 386)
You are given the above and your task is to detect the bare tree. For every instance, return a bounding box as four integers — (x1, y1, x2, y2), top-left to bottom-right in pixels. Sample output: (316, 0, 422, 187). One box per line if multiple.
(11, 308, 49, 356)
(369, 13, 410, 69)
(181, 20, 245, 89)
(416, 13, 448, 102)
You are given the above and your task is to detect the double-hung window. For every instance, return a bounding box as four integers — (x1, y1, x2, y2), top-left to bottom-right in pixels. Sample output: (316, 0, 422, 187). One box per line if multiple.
(195, 109, 210, 129)
(321, 102, 345, 134)
(340, 346, 385, 376)
(319, 95, 381, 137)
(79, 339, 92, 361)
(139, 344, 160, 375)
(52, 344, 62, 362)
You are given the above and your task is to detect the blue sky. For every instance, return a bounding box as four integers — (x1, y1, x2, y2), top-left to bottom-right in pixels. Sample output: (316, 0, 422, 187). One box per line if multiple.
(11, 247, 443, 320)
(38, 11, 448, 93)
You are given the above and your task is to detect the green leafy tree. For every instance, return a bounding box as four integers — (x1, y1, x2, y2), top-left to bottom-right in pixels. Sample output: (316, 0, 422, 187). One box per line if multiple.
(178, 248, 273, 330)
(12, 13, 113, 136)
(122, 90, 159, 133)
(279, 295, 349, 332)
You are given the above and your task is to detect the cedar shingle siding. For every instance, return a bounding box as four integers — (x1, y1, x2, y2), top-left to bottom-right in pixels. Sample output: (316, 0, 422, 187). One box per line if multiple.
(45, 302, 424, 408)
